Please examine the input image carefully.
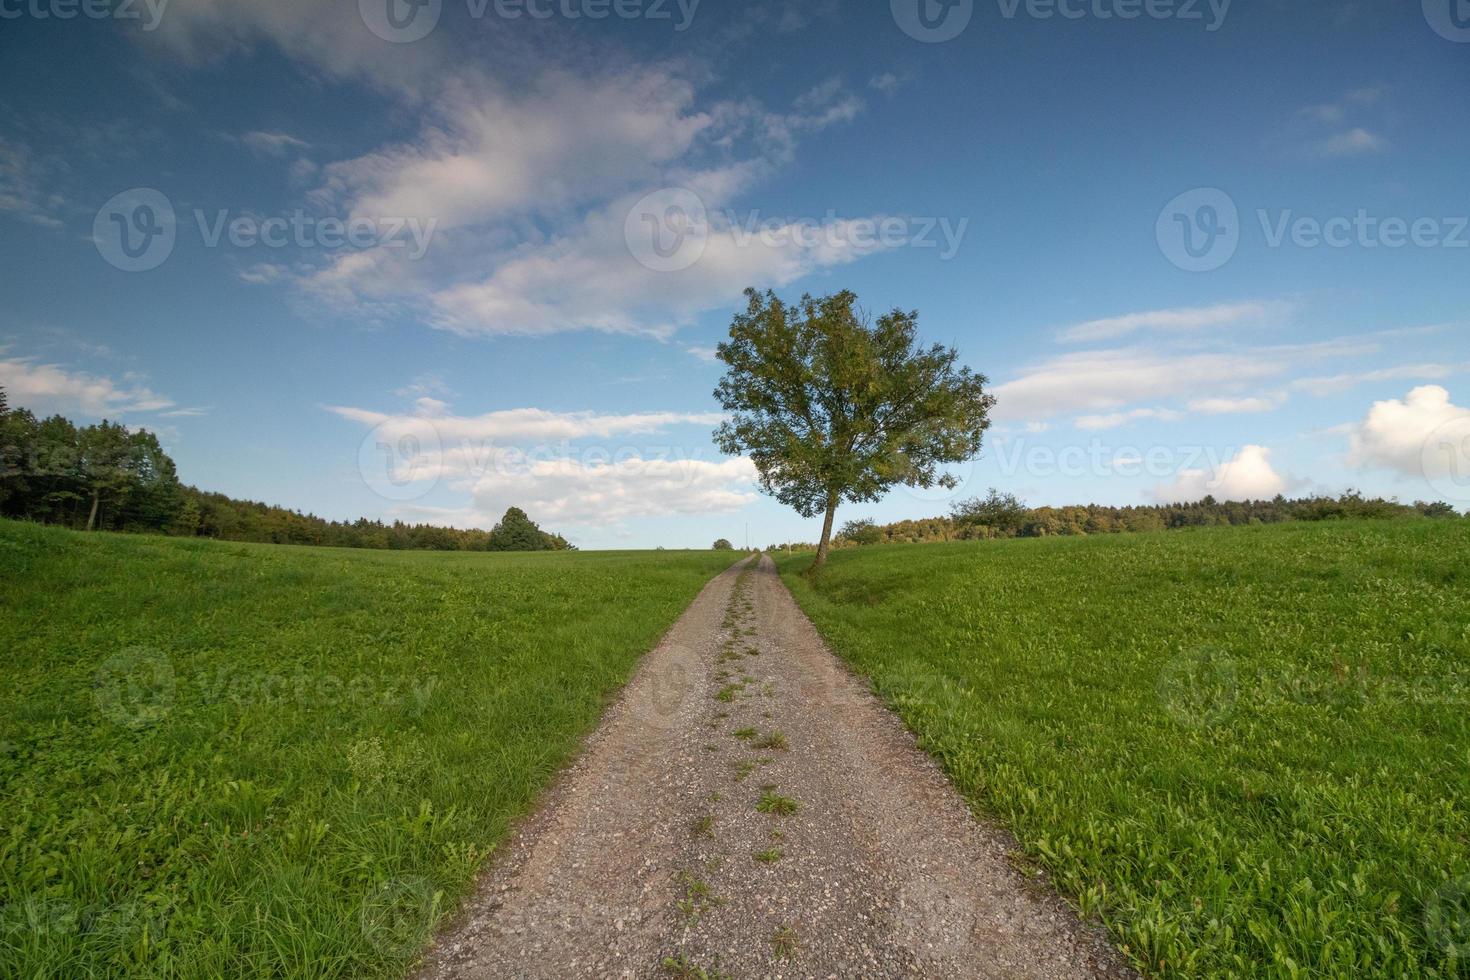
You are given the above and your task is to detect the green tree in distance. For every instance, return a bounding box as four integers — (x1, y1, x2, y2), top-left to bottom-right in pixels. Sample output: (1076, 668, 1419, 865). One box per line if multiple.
(712, 538, 734, 550)
(488, 506, 557, 551)
(713, 288, 995, 568)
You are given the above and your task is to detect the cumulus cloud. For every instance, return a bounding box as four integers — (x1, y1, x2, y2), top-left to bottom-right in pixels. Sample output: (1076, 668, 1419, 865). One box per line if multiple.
(1346, 386, 1470, 479)
(1156, 445, 1286, 503)
(326, 397, 754, 526)
(0, 356, 173, 416)
(1059, 301, 1283, 343)
(466, 454, 758, 526)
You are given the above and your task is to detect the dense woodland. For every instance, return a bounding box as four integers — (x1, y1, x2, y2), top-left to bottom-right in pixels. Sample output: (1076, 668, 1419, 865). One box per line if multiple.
(0, 389, 571, 551)
(763, 487, 1464, 551)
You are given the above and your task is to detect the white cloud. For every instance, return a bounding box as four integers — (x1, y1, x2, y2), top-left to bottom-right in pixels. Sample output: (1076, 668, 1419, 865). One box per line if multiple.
(0, 138, 64, 229)
(0, 356, 173, 416)
(328, 397, 753, 527)
(418, 197, 890, 338)
(992, 338, 1374, 425)
(466, 454, 758, 526)
(868, 72, 901, 95)
(1188, 395, 1284, 414)
(1319, 127, 1387, 157)
(1292, 363, 1460, 397)
(1347, 386, 1470, 478)
(236, 130, 310, 157)
(685, 346, 720, 363)
(1074, 407, 1181, 431)
(326, 401, 725, 445)
(318, 69, 716, 232)
(1059, 301, 1282, 343)
(1156, 445, 1287, 503)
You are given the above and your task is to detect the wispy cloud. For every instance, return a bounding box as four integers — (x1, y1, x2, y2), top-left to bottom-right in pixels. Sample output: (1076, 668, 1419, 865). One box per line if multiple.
(0, 356, 173, 416)
(1059, 301, 1285, 343)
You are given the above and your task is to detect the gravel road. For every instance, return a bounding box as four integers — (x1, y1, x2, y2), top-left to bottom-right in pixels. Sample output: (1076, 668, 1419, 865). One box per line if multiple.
(417, 554, 1134, 979)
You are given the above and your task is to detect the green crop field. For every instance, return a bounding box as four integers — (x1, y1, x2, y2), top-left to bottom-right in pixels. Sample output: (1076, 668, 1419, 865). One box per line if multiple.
(777, 519, 1470, 978)
(0, 519, 739, 978)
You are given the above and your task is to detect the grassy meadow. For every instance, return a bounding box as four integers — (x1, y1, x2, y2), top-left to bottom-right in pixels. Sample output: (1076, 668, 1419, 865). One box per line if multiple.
(0, 519, 739, 977)
(778, 519, 1470, 978)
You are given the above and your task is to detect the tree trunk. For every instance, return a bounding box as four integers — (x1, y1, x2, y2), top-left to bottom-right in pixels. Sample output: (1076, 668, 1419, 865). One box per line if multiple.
(812, 493, 839, 570)
(86, 488, 100, 531)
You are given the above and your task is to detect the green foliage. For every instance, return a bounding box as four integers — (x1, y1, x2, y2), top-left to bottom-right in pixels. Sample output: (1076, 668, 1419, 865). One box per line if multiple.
(712, 538, 734, 550)
(837, 517, 882, 545)
(951, 488, 1029, 535)
(0, 519, 739, 977)
(486, 506, 566, 551)
(777, 521, 1470, 978)
(0, 388, 572, 552)
(713, 288, 993, 564)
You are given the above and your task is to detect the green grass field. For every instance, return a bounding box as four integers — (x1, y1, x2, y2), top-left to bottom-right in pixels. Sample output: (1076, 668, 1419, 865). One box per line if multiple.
(777, 520, 1470, 978)
(0, 519, 739, 978)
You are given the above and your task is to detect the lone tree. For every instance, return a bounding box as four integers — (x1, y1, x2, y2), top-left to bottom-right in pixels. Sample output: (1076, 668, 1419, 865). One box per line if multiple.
(714, 288, 995, 569)
(488, 506, 570, 551)
(712, 538, 734, 550)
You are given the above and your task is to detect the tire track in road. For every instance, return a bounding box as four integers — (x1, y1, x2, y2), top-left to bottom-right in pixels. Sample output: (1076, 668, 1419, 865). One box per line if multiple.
(419, 554, 1133, 979)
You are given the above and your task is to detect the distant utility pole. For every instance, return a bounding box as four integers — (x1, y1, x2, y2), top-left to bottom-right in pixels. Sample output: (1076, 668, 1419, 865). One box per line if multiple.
(744, 522, 749, 551)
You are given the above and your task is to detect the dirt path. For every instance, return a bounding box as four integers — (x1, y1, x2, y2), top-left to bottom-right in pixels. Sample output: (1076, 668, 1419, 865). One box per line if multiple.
(418, 555, 1133, 979)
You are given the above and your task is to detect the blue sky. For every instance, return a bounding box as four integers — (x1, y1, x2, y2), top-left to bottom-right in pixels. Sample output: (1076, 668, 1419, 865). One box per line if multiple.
(1, 0, 1467, 548)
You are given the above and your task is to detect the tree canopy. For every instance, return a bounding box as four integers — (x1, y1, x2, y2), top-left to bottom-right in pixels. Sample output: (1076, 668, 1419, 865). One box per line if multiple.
(714, 288, 995, 566)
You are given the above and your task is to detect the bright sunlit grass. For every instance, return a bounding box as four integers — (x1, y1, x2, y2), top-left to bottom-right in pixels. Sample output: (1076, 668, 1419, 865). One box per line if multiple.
(778, 519, 1470, 978)
(0, 519, 738, 977)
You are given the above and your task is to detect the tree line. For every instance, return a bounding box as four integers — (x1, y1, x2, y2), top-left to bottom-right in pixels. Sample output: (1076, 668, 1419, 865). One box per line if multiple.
(0, 388, 571, 551)
(764, 487, 1464, 551)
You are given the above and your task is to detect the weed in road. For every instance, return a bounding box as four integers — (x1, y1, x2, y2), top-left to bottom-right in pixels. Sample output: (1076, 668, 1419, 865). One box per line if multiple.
(732, 727, 758, 741)
(771, 925, 799, 960)
(753, 731, 788, 751)
(691, 815, 715, 840)
(714, 684, 742, 702)
(752, 848, 783, 864)
(733, 760, 757, 782)
(756, 791, 799, 816)
(661, 952, 732, 980)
